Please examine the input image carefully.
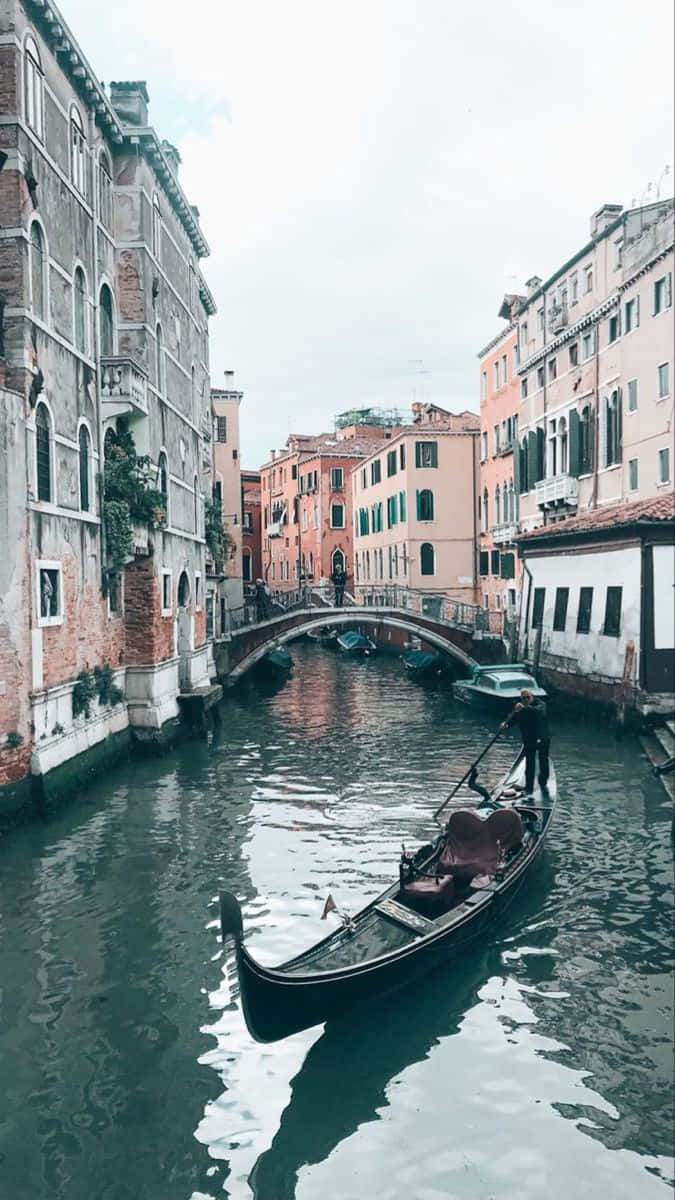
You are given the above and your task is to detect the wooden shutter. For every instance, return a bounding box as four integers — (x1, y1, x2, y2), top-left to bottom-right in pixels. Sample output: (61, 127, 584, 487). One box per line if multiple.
(479, 551, 489, 576)
(416, 489, 421, 519)
(569, 408, 580, 477)
(500, 552, 515, 579)
(491, 549, 500, 575)
(513, 439, 520, 494)
(527, 431, 537, 490)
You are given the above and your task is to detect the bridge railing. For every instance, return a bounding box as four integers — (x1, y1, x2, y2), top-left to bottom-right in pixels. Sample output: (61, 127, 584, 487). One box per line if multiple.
(355, 584, 505, 636)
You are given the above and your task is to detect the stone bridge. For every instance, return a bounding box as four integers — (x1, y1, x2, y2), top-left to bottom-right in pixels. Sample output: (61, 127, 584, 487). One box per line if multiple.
(214, 606, 495, 683)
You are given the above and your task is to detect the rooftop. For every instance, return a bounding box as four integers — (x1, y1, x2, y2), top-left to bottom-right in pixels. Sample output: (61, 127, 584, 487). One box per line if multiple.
(519, 494, 675, 542)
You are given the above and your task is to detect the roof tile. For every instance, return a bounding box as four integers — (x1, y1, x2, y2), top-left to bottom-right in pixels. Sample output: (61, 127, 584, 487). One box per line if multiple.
(519, 493, 674, 541)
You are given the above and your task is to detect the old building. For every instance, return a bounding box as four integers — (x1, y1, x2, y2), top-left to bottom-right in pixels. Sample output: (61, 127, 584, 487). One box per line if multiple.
(352, 406, 480, 606)
(515, 200, 673, 531)
(259, 409, 404, 596)
(477, 305, 523, 621)
(0, 0, 216, 811)
(212, 378, 243, 621)
(517, 494, 674, 714)
(241, 469, 262, 587)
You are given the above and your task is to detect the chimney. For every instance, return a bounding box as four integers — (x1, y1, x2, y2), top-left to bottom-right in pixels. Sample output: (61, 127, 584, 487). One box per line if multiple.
(590, 204, 623, 238)
(109, 81, 149, 126)
(161, 139, 181, 176)
(525, 275, 542, 296)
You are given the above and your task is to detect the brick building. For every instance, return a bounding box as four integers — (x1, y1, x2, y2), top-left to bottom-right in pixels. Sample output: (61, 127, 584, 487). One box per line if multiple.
(0, 0, 216, 809)
(241, 470, 262, 587)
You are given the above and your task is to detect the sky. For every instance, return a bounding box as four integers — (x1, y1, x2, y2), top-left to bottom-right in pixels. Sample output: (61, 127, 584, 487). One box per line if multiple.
(60, 0, 674, 468)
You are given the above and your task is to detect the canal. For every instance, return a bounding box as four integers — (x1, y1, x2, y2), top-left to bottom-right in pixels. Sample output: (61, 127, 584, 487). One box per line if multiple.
(0, 642, 672, 1200)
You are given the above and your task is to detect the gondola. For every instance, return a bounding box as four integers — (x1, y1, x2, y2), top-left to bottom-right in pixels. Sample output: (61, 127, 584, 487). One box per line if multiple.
(218, 748, 556, 1042)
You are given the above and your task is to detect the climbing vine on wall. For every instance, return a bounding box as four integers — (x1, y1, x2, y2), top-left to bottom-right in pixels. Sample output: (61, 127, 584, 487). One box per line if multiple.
(103, 417, 166, 575)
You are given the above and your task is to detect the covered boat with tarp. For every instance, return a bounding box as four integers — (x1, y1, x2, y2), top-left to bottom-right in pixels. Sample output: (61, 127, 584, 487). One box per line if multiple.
(453, 663, 546, 712)
(259, 645, 293, 677)
(306, 626, 339, 646)
(402, 648, 442, 676)
(218, 740, 556, 1042)
(336, 630, 376, 655)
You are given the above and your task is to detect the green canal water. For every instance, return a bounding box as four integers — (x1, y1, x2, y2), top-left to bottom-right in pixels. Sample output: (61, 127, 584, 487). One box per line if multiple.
(0, 643, 673, 1200)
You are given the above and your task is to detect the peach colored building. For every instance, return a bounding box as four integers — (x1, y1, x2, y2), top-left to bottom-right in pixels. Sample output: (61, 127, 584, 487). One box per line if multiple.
(241, 470, 262, 586)
(477, 306, 523, 618)
(352, 407, 480, 604)
(212, 383, 243, 617)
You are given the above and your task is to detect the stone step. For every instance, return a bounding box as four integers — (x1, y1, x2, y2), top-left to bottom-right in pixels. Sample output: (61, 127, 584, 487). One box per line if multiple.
(654, 723, 675, 760)
(639, 734, 675, 802)
(665, 717, 675, 739)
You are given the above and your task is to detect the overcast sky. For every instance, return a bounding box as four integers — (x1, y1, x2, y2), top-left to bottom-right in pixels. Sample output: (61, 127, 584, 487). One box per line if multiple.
(61, 0, 674, 467)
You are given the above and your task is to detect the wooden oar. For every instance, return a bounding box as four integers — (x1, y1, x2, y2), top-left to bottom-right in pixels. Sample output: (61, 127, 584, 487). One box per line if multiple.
(433, 728, 504, 825)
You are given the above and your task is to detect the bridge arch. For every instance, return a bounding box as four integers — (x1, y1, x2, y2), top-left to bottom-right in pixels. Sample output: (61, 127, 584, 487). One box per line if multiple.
(226, 608, 476, 682)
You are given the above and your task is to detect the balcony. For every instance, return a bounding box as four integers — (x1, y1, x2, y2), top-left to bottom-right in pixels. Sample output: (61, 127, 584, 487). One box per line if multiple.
(266, 521, 283, 538)
(492, 522, 519, 544)
(535, 473, 578, 508)
(101, 357, 148, 422)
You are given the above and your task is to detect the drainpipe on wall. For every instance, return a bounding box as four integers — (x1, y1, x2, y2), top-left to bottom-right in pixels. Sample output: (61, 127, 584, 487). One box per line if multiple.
(590, 315, 600, 510)
(519, 558, 533, 663)
(89, 110, 106, 590)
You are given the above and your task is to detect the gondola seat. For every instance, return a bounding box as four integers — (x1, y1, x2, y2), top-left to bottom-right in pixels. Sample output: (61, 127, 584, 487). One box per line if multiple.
(402, 808, 523, 915)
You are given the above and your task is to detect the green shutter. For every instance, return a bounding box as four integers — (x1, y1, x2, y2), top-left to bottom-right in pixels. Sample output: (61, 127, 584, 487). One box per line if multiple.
(527, 431, 537, 489)
(536, 427, 546, 481)
(430, 442, 438, 467)
(569, 408, 580, 477)
(513, 438, 520, 493)
(415, 442, 422, 468)
(400, 490, 406, 521)
(500, 552, 515, 579)
(617, 387, 623, 454)
(416, 489, 421, 519)
(479, 551, 489, 576)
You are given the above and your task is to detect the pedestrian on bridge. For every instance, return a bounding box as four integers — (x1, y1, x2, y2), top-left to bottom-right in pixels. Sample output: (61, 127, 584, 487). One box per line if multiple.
(255, 578, 270, 621)
(332, 563, 347, 607)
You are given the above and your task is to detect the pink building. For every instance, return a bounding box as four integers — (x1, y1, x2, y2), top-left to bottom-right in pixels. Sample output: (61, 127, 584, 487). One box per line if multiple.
(477, 304, 523, 618)
(352, 407, 480, 604)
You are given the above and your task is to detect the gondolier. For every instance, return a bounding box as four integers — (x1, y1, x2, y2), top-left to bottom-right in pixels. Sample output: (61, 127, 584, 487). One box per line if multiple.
(500, 688, 550, 797)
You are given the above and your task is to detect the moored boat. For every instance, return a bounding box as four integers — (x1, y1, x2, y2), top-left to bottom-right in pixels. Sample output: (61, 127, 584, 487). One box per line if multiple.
(402, 648, 442, 676)
(453, 664, 546, 713)
(336, 630, 376, 655)
(218, 749, 556, 1042)
(260, 645, 293, 677)
(307, 626, 339, 646)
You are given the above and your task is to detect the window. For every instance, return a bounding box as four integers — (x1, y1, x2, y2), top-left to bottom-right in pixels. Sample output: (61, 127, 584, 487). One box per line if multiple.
(491, 549, 500, 575)
(548, 357, 557, 381)
(570, 273, 578, 304)
(576, 587, 593, 634)
(330, 467, 344, 490)
(582, 330, 595, 361)
(479, 550, 489, 576)
(500, 552, 515, 580)
(24, 34, 44, 138)
(420, 543, 435, 576)
(291, 464, 297, 480)
(603, 586, 622, 637)
(152, 194, 162, 260)
(653, 273, 672, 314)
(532, 587, 545, 629)
(301, 508, 307, 531)
(579, 405, 593, 474)
(155, 323, 164, 391)
(37, 563, 62, 626)
(399, 443, 406, 470)
(627, 379, 638, 411)
(624, 297, 639, 332)
(613, 239, 623, 269)
(481, 431, 488, 461)
(584, 265, 593, 293)
(481, 371, 487, 400)
(608, 313, 621, 343)
(569, 342, 578, 368)
(371, 501, 383, 533)
(387, 495, 398, 528)
(361, 468, 368, 489)
(30, 221, 46, 320)
(558, 416, 568, 474)
(35, 402, 51, 502)
(158, 451, 169, 518)
(193, 475, 200, 534)
(494, 484, 501, 525)
(658, 447, 671, 484)
(416, 489, 434, 521)
(482, 488, 489, 533)
(604, 390, 621, 467)
(553, 587, 569, 632)
(399, 490, 406, 521)
(494, 361, 500, 390)
(628, 458, 638, 491)
(330, 503, 344, 528)
(520, 322, 528, 348)
(658, 362, 670, 399)
(521, 377, 528, 400)
(194, 572, 202, 608)
(312, 503, 318, 529)
(161, 571, 172, 615)
(73, 267, 87, 353)
(537, 307, 544, 332)
(359, 508, 369, 536)
(502, 354, 507, 382)
(371, 459, 381, 485)
(99, 284, 114, 356)
(387, 449, 397, 477)
(108, 572, 122, 616)
(98, 151, 112, 230)
(243, 510, 253, 533)
(78, 424, 91, 511)
(205, 593, 214, 638)
(536, 365, 545, 389)
(494, 425, 500, 454)
(415, 441, 438, 468)
(70, 107, 86, 195)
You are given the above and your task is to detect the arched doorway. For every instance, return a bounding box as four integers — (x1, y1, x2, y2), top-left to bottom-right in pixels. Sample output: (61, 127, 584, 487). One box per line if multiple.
(331, 548, 345, 576)
(177, 570, 192, 689)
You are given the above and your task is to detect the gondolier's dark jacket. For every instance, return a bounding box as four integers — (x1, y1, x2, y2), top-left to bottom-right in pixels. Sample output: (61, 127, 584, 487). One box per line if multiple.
(505, 699, 549, 744)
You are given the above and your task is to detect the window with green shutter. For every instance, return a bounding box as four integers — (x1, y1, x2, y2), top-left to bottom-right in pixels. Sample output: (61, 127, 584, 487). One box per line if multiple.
(399, 490, 406, 521)
(532, 587, 545, 629)
(359, 508, 369, 536)
(479, 551, 489, 577)
(415, 441, 438, 468)
(500, 552, 515, 579)
(387, 450, 397, 477)
(387, 495, 398, 528)
(416, 489, 434, 521)
(371, 459, 382, 484)
(490, 549, 500, 575)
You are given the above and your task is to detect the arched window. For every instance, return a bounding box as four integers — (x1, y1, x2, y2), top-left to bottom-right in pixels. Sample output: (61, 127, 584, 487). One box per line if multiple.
(30, 221, 45, 320)
(482, 488, 489, 533)
(580, 404, 593, 474)
(420, 542, 435, 576)
(78, 424, 91, 511)
(155, 323, 164, 392)
(70, 106, 86, 195)
(98, 150, 112, 230)
(158, 451, 168, 503)
(35, 402, 52, 502)
(24, 34, 43, 138)
(417, 488, 434, 521)
(605, 391, 621, 467)
(99, 283, 114, 356)
(73, 266, 87, 353)
(558, 416, 568, 474)
(508, 480, 515, 523)
(495, 483, 501, 525)
(332, 548, 345, 576)
(152, 194, 161, 260)
(177, 570, 190, 608)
